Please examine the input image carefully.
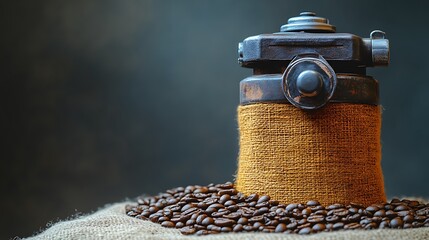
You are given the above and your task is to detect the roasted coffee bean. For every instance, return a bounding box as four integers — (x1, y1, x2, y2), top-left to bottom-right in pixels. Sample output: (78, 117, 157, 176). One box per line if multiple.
(365, 222, 377, 229)
(286, 203, 298, 211)
(194, 224, 205, 230)
(327, 204, 344, 210)
(267, 219, 278, 226)
(208, 203, 224, 209)
(224, 200, 236, 207)
(205, 207, 217, 214)
(297, 219, 307, 225)
(344, 223, 361, 229)
(161, 221, 175, 228)
(333, 222, 344, 229)
(302, 208, 312, 216)
(394, 205, 409, 211)
(245, 193, 258, 202)
(414, 215, 426, 222)
(195, 229, 209, 235)
(297, 222, 311, 229)
(233, 224, 244, 232)
(227, 205, 239, 212)
(326, 215, 339, 223)
(255, 202, 269, 208)
(306, 200, 320, 206)
(374, 209, 386, 217)
(312, 223, 326, 232)
(390, 217, 404, 228)
(213, 225, 223, 232)
(348, 207, 358, 214)
(403, 214, 414, 223)
(397, 210, 410, 217)
(219, 194, 230, 204)
(217, 182, 234, 189)
(416, 207, 429, 216)
(379, 220, 389, 228)
(253, 222, 263, 228)
(209, 212, 225, 218)
(214, 218, 235, 227)
(257, 195, 270, 203)
(178, 214, 193, 223)
(218, 189, 237, 196)
(307, 215, 324, 223)
(158, 216, 169, 222)
(386, 210, 398, 219)
(180, 226, 196, 235)
(365, 206, 379, 213)
(201, 217, 214, 226)
(194, 187, 209, 194)
(330, 208, 349, 217)
(298, 227, 312, 234)
(182, 207, 198, 216)
(360, 218, 372, 225)
(242, 225, 254, 231)
(315, 210, 328, 216)
(126, 183, 429, 235)
(237, 217, 248, 225)
(254, 207, 269, 216)
(279, 216, 291, 224)
(148, 206, 159, 214)
(223, 212, 241, 220)
(412, 222, 423, 228)
(149, 215, 159, 222)
(275, 223, 287, 232)
(181, 203, 196, 212)
(286, 222, 298, 230)
(347, 213, 361, 222)
(249, 215, 264, 223)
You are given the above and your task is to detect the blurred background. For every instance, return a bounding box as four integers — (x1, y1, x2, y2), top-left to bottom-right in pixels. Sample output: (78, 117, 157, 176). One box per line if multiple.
(1, 0, 428, 238)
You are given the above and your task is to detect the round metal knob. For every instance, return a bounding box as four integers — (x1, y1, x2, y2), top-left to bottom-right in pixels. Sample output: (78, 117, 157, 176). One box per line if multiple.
(280, 12, 336, 33)
(296, 70, 324, 97)
(282, 55, 337, 110)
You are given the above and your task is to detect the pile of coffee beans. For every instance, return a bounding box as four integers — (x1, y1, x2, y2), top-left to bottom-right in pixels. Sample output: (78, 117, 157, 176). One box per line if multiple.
(126, 182, 429, 235)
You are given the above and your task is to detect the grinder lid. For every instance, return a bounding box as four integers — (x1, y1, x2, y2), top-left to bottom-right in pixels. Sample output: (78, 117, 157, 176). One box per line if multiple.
(280, 12, 336, 33)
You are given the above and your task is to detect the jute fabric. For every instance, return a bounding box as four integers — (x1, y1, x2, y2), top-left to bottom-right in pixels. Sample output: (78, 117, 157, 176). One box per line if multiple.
(236, 103, 385, 206)
(26, 201, 429, 240)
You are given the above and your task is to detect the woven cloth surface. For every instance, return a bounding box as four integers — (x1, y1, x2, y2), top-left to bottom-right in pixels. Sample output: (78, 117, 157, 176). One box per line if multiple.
(25, 201, 429, 240)
(236, 103, 385, 206)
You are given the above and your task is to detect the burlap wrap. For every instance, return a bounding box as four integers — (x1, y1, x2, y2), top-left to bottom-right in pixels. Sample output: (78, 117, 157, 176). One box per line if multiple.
(235, 103, 385, 206)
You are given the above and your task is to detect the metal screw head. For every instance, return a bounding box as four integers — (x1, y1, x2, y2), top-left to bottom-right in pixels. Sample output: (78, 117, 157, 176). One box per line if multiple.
(296, 70, 324, 97)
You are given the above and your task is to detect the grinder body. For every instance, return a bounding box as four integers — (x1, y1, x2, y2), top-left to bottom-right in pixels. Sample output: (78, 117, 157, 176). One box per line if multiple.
(235, 12, 390, 206)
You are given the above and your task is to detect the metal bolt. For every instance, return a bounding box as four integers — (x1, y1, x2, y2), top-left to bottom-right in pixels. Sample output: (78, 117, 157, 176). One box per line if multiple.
(296, 70, 323, 97)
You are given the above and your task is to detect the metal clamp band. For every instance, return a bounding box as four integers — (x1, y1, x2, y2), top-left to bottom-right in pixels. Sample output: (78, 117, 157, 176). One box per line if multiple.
(240, 74, 379, 106)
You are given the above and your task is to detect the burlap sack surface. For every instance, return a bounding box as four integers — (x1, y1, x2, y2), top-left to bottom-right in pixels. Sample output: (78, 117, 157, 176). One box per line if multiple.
(26, 201, 429, 240)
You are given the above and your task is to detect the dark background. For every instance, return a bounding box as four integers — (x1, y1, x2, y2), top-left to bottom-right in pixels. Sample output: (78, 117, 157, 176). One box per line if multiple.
(1, 0, 428, 239)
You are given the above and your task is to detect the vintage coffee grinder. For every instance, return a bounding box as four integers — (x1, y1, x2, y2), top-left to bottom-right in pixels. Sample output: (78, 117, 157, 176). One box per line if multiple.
(235, 12, 389, 206)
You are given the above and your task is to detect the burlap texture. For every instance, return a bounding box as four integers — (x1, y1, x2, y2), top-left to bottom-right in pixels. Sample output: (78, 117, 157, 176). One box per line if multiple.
(25, 201, 429, 240)
(236, 103, 385, 206)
